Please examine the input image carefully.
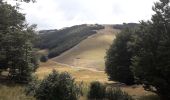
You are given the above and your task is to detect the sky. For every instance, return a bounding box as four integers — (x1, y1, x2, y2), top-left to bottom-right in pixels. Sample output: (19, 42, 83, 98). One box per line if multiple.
(8, 0, 159, 30)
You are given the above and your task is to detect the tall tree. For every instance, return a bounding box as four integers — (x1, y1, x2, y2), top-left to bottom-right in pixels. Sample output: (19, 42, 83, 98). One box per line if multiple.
(132, 0, 170, 99)
(0, 1, 37, 83)
(105, 29, 135, 85)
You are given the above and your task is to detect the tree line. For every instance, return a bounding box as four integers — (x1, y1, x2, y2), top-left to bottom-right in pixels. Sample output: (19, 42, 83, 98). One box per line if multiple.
(113, 23, 139, 30)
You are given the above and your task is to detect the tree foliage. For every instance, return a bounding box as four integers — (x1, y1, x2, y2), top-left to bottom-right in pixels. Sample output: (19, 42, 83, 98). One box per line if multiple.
(27, 70, 81, 100)
(40, 55, 48, 62)
(88, 81, 133, 100)
(131, 0, 170, 99)
(0, 1, 37, 83)
(105, 29, 135, 85)
(106, 0, 170, 99)
(113, 23, 139, 30)
(88, 81, 106, 99)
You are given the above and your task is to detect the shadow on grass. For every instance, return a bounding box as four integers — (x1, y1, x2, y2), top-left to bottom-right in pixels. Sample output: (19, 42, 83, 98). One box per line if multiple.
(138, 95, 160, 100)
(0, 75, 26, 87)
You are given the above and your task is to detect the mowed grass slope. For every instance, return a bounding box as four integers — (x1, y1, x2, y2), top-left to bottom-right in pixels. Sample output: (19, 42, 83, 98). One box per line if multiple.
(52, 25, 120, 71)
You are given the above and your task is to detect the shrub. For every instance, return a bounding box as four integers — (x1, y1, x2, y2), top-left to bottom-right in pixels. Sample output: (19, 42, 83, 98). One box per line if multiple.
(25, 75, 40, 96)
(106, 87, 134, 100)
(40, 55, 48, 62)
(88, 81, 106, 99)
(32, 70, 81, 100)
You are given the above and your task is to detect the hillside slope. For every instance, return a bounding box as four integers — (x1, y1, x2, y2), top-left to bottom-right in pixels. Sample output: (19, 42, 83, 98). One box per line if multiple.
(35, 24, 104, 58)
(52, 25, 120, 71)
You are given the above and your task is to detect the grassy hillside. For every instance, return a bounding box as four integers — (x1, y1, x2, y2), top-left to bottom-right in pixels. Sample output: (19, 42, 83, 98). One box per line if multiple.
(52, 25, 120, 71)
(35, 24, 104, 58)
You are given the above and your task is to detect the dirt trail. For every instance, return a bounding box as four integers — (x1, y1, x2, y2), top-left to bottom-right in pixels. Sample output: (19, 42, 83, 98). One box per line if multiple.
(51, 61, 104, 72)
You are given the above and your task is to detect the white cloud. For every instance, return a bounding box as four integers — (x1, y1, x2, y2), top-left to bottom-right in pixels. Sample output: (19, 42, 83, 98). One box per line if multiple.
(7, 0, 159, 30)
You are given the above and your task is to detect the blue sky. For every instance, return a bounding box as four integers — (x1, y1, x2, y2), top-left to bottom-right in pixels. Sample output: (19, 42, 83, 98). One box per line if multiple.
(8, 0, 158, 30)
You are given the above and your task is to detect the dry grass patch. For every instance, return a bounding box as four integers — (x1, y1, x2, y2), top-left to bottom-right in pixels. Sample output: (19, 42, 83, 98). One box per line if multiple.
(36, 61, 109, 83)
(122, 85, 154, 99)
(0, 84, 35, 100)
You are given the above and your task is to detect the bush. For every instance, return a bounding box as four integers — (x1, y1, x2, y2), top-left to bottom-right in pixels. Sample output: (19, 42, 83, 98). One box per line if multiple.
(87, 81, 133, 100)
(31, 54, 39, 71)
(31, 70, 81, 100)
(40, 55, 48, 62)
(25, 75, 40, 96)
(88, 81, 106, 99)
(106, 87, 134, 100)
